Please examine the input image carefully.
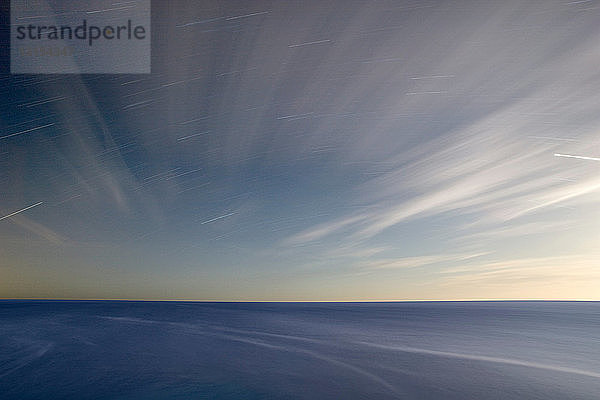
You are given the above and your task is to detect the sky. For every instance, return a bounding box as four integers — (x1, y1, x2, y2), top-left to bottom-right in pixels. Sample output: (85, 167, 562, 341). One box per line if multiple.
(1, 0, 599, 301)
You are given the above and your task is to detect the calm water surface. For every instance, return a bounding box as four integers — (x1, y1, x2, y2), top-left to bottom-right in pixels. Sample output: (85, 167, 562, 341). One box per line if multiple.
(1, 301, 599, 399)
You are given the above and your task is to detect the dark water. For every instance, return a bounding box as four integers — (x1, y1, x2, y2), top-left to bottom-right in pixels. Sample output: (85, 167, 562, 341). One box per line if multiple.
(1, 301, 599, 399)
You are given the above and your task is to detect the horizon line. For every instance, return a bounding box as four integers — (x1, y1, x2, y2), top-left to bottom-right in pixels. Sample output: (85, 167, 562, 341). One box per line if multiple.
(1, 298, 598, 303)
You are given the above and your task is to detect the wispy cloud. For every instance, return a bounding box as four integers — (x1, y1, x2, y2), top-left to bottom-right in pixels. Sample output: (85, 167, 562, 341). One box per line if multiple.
(9, 215, 68, 245)
(362, 252, 489, 270)
(282, 214, 371, 245)
(439, 254, 600, 286)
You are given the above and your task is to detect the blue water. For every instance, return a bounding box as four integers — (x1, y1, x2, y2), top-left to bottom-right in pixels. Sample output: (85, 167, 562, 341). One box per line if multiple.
(1, 301, 599, 399)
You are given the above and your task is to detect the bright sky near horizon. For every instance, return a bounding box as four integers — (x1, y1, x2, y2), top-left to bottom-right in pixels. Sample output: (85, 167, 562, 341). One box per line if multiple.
(1, 0, 599, 301)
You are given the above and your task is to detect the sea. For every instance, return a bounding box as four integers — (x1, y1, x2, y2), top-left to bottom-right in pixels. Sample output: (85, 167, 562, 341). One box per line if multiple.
(1, 300, 599, 399)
